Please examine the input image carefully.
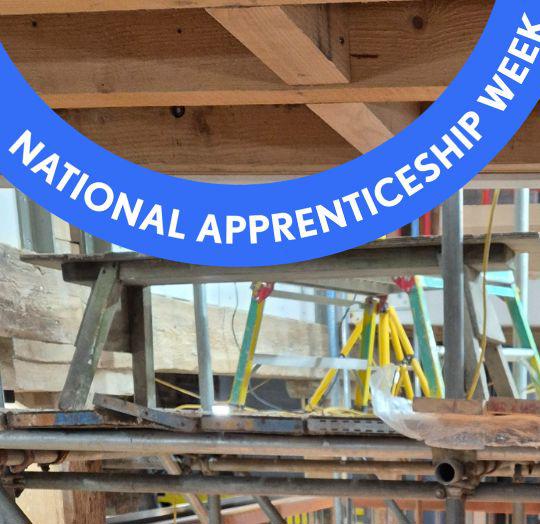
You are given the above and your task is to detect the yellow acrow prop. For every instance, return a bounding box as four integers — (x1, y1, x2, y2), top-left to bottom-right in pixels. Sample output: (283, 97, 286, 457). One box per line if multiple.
(378, 310, 391, 367)
(355, 301, 377, 408)
(306, 314, 366, 411)
(237, 299, 266, 406)
(388, 314, 415, 399)
(388, 307, 431, 398)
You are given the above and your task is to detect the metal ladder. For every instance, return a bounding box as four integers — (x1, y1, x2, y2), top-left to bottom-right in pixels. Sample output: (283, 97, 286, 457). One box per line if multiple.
(410, 270, 540, 399)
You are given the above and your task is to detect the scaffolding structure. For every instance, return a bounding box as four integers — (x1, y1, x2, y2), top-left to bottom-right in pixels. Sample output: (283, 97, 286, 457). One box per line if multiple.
(0, 205, 536, 523)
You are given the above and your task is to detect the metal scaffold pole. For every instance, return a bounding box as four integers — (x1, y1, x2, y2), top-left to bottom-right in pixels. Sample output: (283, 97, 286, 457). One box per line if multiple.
(193, 283, 214, 413)
(442, 190, 466, 524)
(514, 187, 530, 398)
(326, 291, 344, 524)
(0, 486, 32, 524)
(442, 190, 465, 399)
(193, 283, 220, 524)
(208, 494, 222, 524)
(445, 495, 466, 524)
(513, 187, 529, 524)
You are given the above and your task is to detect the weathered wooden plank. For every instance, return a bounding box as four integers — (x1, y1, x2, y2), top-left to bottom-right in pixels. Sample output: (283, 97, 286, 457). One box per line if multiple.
(412, 398, 484, 416)
(58, 264, 123, 410)
(464, 296, 489, 400)
(126, 287, 156, 407)
(53, 245, 507, 286)
(0, 243, 330, 390)
(5, 338, 133, 395)
(0, 1, 488, 107)
(483, 344, 519, 398)
(21, 235, 528, 286)
(466, 174, 540, 190)
(63, 461, 106, 524)
(23, 234, 536, 271)
(486, 397, 540, 416)
(464, 267, 506, 345)
(464, 267, 515, 398)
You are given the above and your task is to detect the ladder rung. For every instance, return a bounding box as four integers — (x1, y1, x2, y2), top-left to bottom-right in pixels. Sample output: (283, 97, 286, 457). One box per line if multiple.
(253, 354, 368, 371)
(502, 348, 536, 361)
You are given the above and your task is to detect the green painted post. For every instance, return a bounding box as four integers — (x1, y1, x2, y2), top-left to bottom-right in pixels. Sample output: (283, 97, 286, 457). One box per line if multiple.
(229, 292, 263, 407)
(506, 285, 540, 392)
(408, 277, 444, 398)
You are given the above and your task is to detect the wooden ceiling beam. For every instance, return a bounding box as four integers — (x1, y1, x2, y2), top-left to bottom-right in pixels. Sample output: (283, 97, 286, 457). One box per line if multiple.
(0, 1, 490, 108)
(0, 0, 410, 16)
(208, 5, 420, 152)
(207, 5, 351, 85)
(0, 105, 536, 186)
(308, 101, 421, 152)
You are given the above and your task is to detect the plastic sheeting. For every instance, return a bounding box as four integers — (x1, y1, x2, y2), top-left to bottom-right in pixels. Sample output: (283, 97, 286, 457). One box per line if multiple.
(371, 365, 540, 450)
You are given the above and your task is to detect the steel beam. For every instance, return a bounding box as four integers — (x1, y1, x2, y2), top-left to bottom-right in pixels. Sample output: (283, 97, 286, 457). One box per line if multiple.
(442, 191, 465, 399)
(193, 284, 214, 413)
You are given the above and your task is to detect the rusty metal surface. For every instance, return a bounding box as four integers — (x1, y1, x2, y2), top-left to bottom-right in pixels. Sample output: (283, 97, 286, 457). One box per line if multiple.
(4, 407, 397, 436)
(307, 417, 394, 435)
(5, 409, 153, 429)
(202, 414, 304, 435)
(93, 394, 198, 431)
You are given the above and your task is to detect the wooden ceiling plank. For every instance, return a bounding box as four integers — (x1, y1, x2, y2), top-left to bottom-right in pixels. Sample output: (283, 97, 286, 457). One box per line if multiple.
(0, 104, 537, 186)
(0, 1, 489, 107)
(0, 0, 411, 16)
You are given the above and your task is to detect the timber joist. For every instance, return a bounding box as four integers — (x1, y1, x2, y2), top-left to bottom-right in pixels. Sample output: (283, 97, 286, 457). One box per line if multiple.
(22, 234, 540, 286)
(0, 0, 537, 186)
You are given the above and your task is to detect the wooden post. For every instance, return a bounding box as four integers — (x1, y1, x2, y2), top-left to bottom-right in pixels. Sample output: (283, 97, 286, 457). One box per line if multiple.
(58, 264, 122, 410)
(126, 286, 156, 408)
(62, 461, 106, 524)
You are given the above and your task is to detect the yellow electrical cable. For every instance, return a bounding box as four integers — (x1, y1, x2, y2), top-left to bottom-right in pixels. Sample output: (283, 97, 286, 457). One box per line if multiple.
(174, 403, 201, 410)
(466, 189, 501, 400)
(156, 378, 201, 399)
